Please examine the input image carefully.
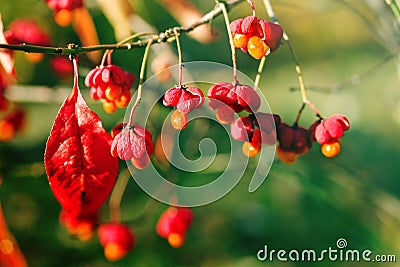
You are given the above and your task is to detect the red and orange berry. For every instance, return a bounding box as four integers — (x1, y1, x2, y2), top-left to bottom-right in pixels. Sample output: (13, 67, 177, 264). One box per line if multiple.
(97, 223, 135, 261)
(247, 36, 269, 59)
(230, 15, 283, 59)
(170, 109, 188, 130)
(85, 65, 134, 113)
(321, 141, 341, 158)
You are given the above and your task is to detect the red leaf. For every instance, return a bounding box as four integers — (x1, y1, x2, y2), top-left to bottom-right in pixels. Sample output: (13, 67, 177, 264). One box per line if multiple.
(0, 204, 28, 267)
(44, 59, 118, 217)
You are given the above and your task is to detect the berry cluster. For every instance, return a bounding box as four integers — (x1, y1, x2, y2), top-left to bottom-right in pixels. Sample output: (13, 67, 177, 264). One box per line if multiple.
(85, 65, 135, 113)
(98, 223, 135, 261)
(1, 0, 358, 264)
(162, 81, 277, 157)
(231, 112, 280, 157)
(208, 82, 261, 124)
(4, 19, 51, 63)
(163, 85, 204, 130)
(276, 114, 350, 163)
(45, 0, 83, 27)
(111, 123, 154, 169)
(315, 114, 350, 157)
(156, 207, 193, 248)
(230, 16, 283, 59)
(276, 122, 313, 164)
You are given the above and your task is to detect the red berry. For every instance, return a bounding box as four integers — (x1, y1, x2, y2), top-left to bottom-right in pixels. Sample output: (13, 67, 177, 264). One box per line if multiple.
(275, 121, 313, 163)
(105, 86, 122, 101)
(59, 210, 97, 241)
(315, 114, 350, 144)
(168, 233, 185, 248)
(242, 141, 260, 157)
(258, 20, 284, 51)
(98, 223, 135, 261)
(111, 123, 125, 138)
(216, 106, 234, 124)
(85, 65, 134, 112)
(85, 68, 98, 88)
(247, 36, 269, 59)
(131, 154, 151, 170)
(208, 82, 236, 109)
(163, 87, 181, 106)
(114, 92, 131, 108)
(308, 120, 321, 143)
(233, 33, 249, 49)
(208, 82, 260, 115)
(0, 108, 25, 142)
(186, 86, 204, 109)
(111, 124, 154, 167)
(103, 101, 117, 114)
(46, 0, 83, 11)
(231, 113, 278, 157)
(236, 84, 261, 112)
(276, 146, 298, 164)
(230, 16, 283, 55)
(156, 207, 193, 248)
(0, 120, 15, 142)
(231, 116, 254, 141)
(163, 86, 204, 114)
(54, 9, 74, 27)
(277, 123, 311, 153)
(240, 16, 258, 34)
(170, 109, 188, 130)
(5, 19, 51, 46)
(321, 141, 341, 158)
(230, 18, 244, 34)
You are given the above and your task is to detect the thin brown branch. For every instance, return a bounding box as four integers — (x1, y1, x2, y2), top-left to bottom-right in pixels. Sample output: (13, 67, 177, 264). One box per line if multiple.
(0, 0, 243, 56)
(263, 0, 323, 119)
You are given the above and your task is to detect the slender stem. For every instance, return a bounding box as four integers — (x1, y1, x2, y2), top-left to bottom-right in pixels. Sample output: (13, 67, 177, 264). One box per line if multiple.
(0, 0, 243, 56)
(386, 0, 400, 25)
(72, 57, 79, 91)
(247, 0, 256, 17)
(117, 32, 156, 46)
(128, 38, 154, 125)
(294, 103, 305, 125)
(289, 54, 395, 93)
(109, 169, 131, 222)
(100, 32, 155, 67)
(262, 0, 323, 119)
(254, 56, 266, 90)
(218, 0, 238, 84)
(173, 28, 184, 86)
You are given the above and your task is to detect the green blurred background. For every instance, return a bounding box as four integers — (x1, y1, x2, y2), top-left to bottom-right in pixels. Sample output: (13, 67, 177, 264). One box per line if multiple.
(0, 0, 399, 266)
